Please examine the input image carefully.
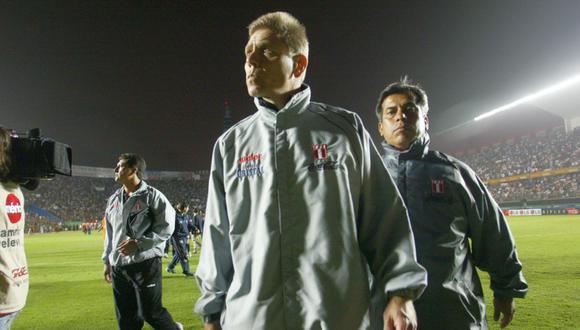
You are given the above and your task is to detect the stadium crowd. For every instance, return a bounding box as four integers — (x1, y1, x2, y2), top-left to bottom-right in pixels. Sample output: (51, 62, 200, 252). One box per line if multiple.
(458, 126, 579, 203)
(19, 126, 579, 228)
(487, 173, 579, 203)
(22, 175, 208, 227)
(460, 126, 579, 180)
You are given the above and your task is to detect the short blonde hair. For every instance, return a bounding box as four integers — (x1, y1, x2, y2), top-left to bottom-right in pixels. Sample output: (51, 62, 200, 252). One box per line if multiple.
(248, 11, 309, 57)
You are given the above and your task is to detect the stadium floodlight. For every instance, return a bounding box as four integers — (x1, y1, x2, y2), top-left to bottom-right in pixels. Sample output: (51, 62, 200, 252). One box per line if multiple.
(474, 73, 580, 121)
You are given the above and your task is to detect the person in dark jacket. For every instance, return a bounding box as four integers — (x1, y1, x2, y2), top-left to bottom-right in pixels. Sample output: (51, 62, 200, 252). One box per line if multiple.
(375, 78, 528, 329)
(190, 208, 204, 254)
(166, 202, 194, 276)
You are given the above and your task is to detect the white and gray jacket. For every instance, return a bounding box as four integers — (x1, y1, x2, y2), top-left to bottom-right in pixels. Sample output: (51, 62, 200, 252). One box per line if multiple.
(102, 180, 175, 267)
(195, 86, 427, 330)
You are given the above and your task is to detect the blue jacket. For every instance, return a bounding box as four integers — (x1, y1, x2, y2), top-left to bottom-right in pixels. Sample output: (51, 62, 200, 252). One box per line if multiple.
(381, 134, 528, 329)
(173, 213, 193, 239)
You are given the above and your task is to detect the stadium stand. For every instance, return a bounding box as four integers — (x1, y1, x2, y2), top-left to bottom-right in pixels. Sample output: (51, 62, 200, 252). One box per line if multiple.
(457, 126, 579, 204)
(22, 171, 209, 233)
(20, 126, 578, 231)
(460, 126, 579, 181)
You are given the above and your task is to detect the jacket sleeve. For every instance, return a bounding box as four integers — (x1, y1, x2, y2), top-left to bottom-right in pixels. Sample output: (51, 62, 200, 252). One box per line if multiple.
(355, 118, 427, 301)
(459, 163, 528, 299)
(136, 191, 175, 252)
(194, 140, 233, 318)
(102, 202, 113, 264)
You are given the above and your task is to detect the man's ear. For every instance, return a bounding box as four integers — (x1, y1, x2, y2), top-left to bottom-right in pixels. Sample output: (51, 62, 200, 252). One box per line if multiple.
(292, 54, 308, 78)
(424, 114, 430, 131)
(378, 121, 384, 137)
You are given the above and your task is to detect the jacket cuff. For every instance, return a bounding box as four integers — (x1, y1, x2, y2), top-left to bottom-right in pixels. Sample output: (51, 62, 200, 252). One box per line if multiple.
(202, 312, 221, 323)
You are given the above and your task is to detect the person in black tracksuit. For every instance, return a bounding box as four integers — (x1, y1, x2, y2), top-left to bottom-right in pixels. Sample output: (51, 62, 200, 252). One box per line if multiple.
(166, 202, 194, 277)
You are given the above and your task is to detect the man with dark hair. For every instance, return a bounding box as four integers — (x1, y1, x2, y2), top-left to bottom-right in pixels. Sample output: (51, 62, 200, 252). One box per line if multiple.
(166, 202, 194, 276)
(0, 127, 29, 329)
(195, 12, 427, 330)
(190, 208, 203, 254)
(102, 153, 183, 330)
(375, 78, 528, 329)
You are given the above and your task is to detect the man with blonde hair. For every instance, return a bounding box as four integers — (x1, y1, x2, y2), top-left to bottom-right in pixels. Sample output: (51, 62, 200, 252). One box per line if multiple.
(195, 12, 427, 330)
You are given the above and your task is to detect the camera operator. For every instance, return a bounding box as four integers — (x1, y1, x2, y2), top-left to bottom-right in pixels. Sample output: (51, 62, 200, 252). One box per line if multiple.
(0, 127, 29, 329)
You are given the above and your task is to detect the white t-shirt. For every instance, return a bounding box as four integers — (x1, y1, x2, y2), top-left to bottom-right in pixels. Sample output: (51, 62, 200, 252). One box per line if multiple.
(0, 181, 28, 314)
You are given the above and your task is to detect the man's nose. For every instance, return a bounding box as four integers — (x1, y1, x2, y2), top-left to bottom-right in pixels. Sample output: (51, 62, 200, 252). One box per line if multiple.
(395, 107, 407, 120)
(246, 50, 260, 67)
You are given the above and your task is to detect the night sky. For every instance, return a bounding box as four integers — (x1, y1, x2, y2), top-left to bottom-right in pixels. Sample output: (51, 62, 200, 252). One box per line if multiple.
(2, 1, 579, 171)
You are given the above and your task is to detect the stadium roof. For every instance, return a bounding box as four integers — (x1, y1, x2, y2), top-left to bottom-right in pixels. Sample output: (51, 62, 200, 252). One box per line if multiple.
(430, 77, 580, 153)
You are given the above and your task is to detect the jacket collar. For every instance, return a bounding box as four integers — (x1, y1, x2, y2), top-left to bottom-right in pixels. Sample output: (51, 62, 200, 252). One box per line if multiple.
(255, 85, 311, 123)
(118, 180, 148, 200)
(381, 133, 430, 161)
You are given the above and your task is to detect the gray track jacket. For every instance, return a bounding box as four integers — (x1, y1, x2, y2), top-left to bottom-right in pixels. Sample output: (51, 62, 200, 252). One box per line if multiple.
(195, 86, 427, 330)
(102, 181, 175, 267)
(381, 135, 528, 329)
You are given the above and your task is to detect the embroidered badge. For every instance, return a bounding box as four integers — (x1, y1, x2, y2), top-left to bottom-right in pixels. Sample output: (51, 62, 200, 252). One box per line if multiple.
(312, 144, 328, 161)
(237, 153, 264, 179)
(431, 179, 445, 194)
(308, 143, 343, 172)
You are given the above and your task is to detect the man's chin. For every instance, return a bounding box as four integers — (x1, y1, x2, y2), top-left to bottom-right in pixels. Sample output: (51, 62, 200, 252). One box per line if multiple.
(246, 84, 261, 97)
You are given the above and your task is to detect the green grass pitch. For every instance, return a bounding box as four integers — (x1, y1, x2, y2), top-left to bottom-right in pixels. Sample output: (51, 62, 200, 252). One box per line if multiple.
(11, 215, 580, 329)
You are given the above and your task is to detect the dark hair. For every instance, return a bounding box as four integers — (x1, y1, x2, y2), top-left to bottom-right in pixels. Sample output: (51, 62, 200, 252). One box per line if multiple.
(375, 76, 429, 121)
(118, 153, 146, 179)
(0, 127, 11, 180)
(176, 201, 190, 212)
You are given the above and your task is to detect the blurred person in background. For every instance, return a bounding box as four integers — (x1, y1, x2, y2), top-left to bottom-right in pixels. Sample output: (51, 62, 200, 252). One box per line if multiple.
(166, 202, 194, 277)
(375, 78, 528, 329)
(190, 208, 203, 254)
(0, 127, 29, 329)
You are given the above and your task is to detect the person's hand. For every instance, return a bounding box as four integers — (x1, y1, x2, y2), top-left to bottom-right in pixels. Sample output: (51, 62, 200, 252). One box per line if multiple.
(204, 321, 221, 330)
(494, 297, 515, 328)
(103, 264, 112, 283)
(117, 239, 139, 256)
(383, 296, 417, 330)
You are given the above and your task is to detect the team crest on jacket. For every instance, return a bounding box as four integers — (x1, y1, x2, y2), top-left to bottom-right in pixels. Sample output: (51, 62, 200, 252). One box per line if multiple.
(132, 201, 143, 212)
(308, 144, 343, 172)
(431, 179, 445, 194)
(312, 144, 327, 161)
(237, 152, 264, 179)
(5, 194, 22, 224)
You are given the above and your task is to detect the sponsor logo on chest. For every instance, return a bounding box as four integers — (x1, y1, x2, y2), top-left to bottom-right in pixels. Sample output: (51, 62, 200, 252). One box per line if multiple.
(5, 194, 22, 224)
(108, 197, 121, 213)
(237, 152, 264, 179)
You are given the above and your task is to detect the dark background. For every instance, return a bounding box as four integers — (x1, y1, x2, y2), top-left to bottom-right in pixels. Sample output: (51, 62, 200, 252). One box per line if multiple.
(2, 0, 579, 171)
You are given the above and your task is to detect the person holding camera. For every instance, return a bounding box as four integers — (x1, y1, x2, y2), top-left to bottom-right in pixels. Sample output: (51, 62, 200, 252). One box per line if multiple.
(0, 127, 29, 329)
